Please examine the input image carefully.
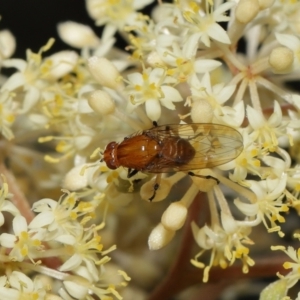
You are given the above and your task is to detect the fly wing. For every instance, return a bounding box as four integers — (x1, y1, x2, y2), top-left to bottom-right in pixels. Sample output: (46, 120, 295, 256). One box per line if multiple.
(146, 123, 243, 172)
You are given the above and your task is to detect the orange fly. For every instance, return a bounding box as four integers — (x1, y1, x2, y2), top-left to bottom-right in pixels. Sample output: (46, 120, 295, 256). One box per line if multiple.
(103, 123, 243, 200)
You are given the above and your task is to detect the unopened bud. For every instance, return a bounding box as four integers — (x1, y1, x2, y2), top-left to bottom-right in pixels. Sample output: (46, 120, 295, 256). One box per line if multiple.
(161, 202, 187, 231)
(258, 0, 275, 9)
(88, 56, 122, 89)
(269, 47, 294, 74)
(57, 21, 100, 48)
(148, 223, 175, 250)
(63, 165, 88, 190)
(88, 90, 115, 115)
(236, 0, 260, 24)
(191, 99, 213, 123)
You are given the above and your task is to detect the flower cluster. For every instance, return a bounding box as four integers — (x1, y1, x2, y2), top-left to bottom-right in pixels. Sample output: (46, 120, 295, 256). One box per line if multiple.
(0, 180, 128, 299)
(1, 0, 300, 298)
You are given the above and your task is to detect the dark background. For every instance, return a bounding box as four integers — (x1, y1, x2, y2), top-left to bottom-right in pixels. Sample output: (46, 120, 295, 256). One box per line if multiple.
(0, 0, 100, 58)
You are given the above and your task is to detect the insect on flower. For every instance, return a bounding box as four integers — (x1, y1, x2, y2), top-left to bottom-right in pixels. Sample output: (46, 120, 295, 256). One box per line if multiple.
(103, 123, 243, 200)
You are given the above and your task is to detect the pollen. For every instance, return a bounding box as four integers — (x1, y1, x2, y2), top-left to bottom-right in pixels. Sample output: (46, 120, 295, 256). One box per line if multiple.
(20, 231, 29, 239)
(142, 72, 149, 81)
(21, 245, 28, 257)
(283, 261, 293, 269)
(295, 183, 300, 191)
(252, 159, 261, 167)
(70, 211, 78, 219)
(33, 239, 41, 247)
(56, 141, 67, 153)
(6, 114, 15, 123)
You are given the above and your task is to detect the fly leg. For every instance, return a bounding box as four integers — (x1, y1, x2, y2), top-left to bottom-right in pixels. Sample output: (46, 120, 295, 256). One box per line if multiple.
(149, 174, 162, 201)
(188, 171, 220, 184)
(127, 168, 138, 178)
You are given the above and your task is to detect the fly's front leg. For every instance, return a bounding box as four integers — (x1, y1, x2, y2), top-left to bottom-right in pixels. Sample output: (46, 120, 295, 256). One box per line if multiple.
(127, 168, 139, 178)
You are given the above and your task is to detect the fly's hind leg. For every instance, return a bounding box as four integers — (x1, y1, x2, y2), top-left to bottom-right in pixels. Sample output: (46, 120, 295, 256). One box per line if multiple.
(188, 171, 220, 185)
(149, 174, 162, 201)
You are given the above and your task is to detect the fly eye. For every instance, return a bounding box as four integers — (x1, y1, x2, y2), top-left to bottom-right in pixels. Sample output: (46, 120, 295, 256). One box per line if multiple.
(106, 142, 117, 150)
(106, 159, 117, 169)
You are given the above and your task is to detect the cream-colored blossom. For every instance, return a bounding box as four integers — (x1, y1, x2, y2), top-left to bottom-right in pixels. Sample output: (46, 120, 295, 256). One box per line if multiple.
(247, 101, 292, 151)
(125, 67, 182, 121)
(0, 272, 47, 300)
(191, 210, 254, 282)
(0, 176, 19, 226)
(234, 175, 288, 236)
(0, 215, 45, 262)
(183, 1, 235, 48)
(28, 195, 84, 240)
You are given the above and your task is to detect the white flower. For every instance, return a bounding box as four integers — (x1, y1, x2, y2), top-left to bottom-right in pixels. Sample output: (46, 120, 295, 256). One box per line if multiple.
(86, 0, 155, 36)
(190, 72, 242, 125)
(191, 210, 254, 282)
(0, 177, 19, 226)
(29, 196, 83, 240)
(125, 67, 182, 121)
(0, 272, 47, 300)
(234, 175, 288, 235)
(183, 2, 235, 48)
(157, 42, 221, 83)
(247, 101, 291, 151)
(0, 215, 45, 262)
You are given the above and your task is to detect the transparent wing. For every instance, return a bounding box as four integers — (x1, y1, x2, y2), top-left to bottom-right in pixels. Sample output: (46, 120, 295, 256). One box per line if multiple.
(145, 123, 243, 172)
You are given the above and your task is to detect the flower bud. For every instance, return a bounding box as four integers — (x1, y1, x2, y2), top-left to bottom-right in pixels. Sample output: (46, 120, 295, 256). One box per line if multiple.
(88, 90, 115, 115)
(236, 0, 260, 24)
(161, 202, 187, 231)
(88, 56, 122, 89)
(63, 165, 88, 190)
(191, 99, 213, 123)
(148, 223, 175, 250)
(0, 30, 15, 59)
(57, 21, 100, 48)
(269, 47, 294, 74)
(258, 0, 275, 9)
(260, 279, 288, 300)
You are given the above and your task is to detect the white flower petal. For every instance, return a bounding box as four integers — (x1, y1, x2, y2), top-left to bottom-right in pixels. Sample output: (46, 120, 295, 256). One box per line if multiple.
(55, 234, 76, 245)
(45, 51, 78, 80)
(247, 105, 265, 129)
(207, 23, 231, 44)
(194, 59, 222, 73)
(60, 254, 83, 272)
(12, 215, 27, 235)
(0, 233, 17, 248)
(276, 33, 300, 51)
(63, 280, 88, 299)
(9, 271, 33, 292)
(28, 211, 54, 229)
(145, 99, 161, 121)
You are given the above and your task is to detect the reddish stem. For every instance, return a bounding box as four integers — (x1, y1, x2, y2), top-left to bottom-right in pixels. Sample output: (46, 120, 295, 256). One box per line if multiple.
(0, 163, 34, 223)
